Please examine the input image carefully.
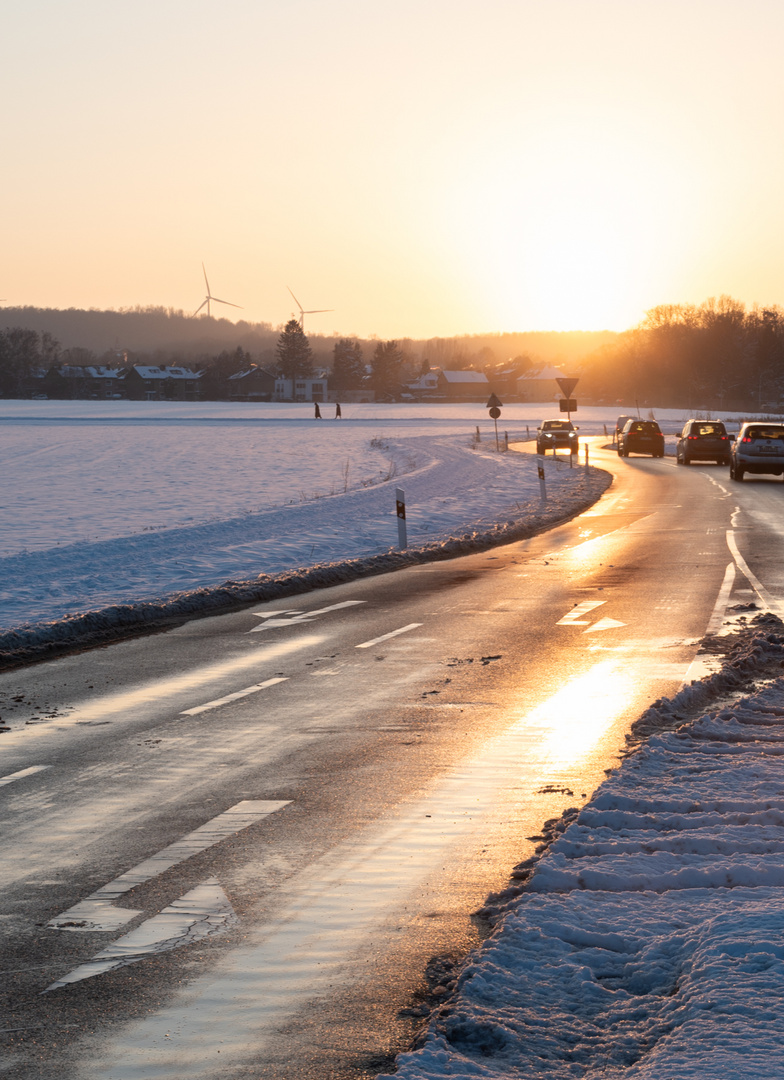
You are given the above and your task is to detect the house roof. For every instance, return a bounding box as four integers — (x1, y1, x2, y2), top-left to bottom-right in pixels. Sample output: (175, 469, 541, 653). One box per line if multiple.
(131, 365, 201, 380)
(228, 366, 274, 381)
(440, 370, 489, 384)
(517, 365, 564, 381)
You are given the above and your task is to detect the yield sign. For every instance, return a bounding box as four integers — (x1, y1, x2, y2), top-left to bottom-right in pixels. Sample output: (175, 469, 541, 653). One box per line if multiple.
(556, 377, 579, 398)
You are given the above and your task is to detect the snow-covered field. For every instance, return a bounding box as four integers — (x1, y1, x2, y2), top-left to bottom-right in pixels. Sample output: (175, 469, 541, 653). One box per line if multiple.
(0, 400, 634, 645)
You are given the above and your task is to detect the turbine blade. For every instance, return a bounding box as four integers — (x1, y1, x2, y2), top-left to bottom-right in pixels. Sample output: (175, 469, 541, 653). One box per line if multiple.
(202, 263, 210, 293)
(193, 300, 208, 316)
(287, 286, 303, 310)
(212, 297, 243, 309)
(304, 309, 333, 314)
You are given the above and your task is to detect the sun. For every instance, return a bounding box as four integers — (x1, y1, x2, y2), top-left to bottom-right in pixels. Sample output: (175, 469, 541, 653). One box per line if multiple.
(435, 117, 685, 332)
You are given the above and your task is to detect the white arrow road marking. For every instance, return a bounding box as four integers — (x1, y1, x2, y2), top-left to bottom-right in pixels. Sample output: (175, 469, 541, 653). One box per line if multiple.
(249, 600, 366, 631)
(583, 617, 626, 634)
(0, 764, 50, 786)
(180, 677, 288, 716)
(48, 800, 289, 932)
(355, 623, 423, 649)
(44, 879, 237, 992)
(557, 600, 605, 625)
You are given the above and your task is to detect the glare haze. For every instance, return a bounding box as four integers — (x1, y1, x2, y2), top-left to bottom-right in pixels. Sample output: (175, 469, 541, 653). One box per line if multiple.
(3, 0, 784, 339)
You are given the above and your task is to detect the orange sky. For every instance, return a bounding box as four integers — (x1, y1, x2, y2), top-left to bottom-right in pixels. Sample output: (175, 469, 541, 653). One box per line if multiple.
(3, 0, 784, 338)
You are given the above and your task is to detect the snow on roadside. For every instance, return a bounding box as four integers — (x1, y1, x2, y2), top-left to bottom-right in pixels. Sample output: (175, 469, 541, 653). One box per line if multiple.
(379, 618, 784, 1079)
(0, 425, 609, 664)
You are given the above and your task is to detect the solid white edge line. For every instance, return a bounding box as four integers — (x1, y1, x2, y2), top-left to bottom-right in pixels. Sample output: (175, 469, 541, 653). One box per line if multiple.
(181, 677, 288, 716)
(726, 530, 782, 614)
(356, 624, 423, 649)
(705, 561, 736, 636)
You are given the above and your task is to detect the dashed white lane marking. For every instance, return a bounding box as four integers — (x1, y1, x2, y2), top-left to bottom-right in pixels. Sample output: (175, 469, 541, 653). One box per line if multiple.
(0, 764, 50, 786)
(557, 600, 605, 625)
(583, 617, 626, 634)
(250, 600, 366, 631)
(181, 677, 288, 716)
(355, 623, 423, 649)
(48, 800, 289, 932)
(705, 561, 736, 636)
(45, 879, 237, 992)
(726, 530, 783, 614)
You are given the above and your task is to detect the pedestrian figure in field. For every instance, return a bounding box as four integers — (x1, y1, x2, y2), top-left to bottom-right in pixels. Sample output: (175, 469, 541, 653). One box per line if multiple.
(314, 402, 322, 419)
(335, 402, 342, 419)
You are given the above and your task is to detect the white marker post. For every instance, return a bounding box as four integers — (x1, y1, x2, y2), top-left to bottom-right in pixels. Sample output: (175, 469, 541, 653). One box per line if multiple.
(537, 456, 547, 504)
(584, 442, 589, 469)
(396, 487, 407, 549)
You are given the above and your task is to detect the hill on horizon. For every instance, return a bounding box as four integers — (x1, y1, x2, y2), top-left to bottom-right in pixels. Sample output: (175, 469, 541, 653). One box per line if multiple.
(0, 305, 618, 368)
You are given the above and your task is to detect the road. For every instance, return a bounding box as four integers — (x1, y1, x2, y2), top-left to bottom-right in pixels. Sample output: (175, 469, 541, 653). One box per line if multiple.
(1, 438, 782, 1080)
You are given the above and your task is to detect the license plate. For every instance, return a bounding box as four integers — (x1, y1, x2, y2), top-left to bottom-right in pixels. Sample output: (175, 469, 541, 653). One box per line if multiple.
(759, 445, 778, 454)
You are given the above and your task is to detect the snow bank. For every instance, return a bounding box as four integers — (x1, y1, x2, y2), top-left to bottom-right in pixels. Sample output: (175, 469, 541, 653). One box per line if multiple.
(382, 619, 784, 1079)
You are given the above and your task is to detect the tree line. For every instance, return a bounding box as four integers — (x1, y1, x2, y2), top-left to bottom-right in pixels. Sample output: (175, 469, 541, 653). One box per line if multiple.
(577, 297, 784, 411)
(0, 319, 421, 400)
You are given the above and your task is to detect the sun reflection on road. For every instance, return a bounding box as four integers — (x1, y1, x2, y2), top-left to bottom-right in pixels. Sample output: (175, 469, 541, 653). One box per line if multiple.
(522, 659, 635, 766)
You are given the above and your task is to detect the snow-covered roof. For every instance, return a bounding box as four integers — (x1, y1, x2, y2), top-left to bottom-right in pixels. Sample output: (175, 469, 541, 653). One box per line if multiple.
(440, 370, 489, 384)
(131, 365, 201, 380)
(84, 366, 124, 379)
(228, 366, 274, 381)
(517, 365, 564, 381)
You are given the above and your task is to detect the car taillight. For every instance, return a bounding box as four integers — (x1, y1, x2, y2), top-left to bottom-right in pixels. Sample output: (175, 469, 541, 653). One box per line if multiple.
(688, 435, 697, 439)
(742, 436, 753, 443)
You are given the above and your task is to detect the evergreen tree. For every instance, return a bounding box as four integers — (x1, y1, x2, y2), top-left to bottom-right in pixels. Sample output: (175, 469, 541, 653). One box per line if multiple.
(371, 340, 403, 400)
(275, 319, 313, 379)
(331, 338, 364, 392)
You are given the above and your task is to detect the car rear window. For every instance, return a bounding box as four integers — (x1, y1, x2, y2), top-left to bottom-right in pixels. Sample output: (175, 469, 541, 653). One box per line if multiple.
(628, 422, 660, 433)
(746, 427, 784, 440)
(693, 424, 726, 436)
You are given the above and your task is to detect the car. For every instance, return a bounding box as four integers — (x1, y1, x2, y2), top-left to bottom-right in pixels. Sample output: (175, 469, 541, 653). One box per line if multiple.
(617, 419, 665, 458)
(615, 415, 635, 442)
(676, 419, 732, 465)
(729, 422, 784, 481)
(536, 419, 579, 455)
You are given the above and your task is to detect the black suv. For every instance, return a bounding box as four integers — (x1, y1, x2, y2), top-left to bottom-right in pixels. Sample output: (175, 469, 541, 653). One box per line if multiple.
(617, 419, 665, 458)
(676, 420, 731, 465)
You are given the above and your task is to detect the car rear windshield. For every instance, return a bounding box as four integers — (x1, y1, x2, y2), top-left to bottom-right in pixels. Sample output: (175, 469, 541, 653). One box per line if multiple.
(692, 424, 726, 435)
(628, 422, 660, 433)
(746, 427, 784, 440)
(543, 421, 572, 430)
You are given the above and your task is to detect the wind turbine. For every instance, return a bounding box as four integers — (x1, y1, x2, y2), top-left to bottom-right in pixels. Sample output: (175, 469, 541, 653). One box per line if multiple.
(287, 286, 333, 331)
(193, 264, 242, 318)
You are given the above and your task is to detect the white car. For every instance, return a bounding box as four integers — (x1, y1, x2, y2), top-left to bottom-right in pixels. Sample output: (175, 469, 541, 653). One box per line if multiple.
(730, 423, 784, 481)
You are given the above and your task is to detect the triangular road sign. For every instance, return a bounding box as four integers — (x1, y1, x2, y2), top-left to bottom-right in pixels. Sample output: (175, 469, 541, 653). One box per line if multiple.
(556, 378, 579, 398)
(486, 393, 503, 409)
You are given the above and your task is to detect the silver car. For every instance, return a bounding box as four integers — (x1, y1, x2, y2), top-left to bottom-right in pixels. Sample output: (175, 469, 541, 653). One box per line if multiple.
(730, 423, 784, 481)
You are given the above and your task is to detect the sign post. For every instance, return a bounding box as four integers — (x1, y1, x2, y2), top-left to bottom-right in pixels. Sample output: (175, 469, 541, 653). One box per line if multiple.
(486, 393, 503, 451)
(537, 456, 547, 503)
(556, 377, 579, 421)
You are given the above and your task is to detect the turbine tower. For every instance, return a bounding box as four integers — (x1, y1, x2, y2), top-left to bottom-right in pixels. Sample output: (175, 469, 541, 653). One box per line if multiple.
(193, 264, 242, 318)
(287, 286, 333, 331)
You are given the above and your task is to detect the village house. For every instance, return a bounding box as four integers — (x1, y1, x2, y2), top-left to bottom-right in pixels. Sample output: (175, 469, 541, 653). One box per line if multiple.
(515, 364, 564, 402)
(273, 376, 329, 403)
(124, 365, 202, 401)
(226, 365, 275, 402)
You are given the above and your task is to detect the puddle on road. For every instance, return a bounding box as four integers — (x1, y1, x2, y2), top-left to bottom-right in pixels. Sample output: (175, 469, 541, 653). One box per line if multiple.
(86, 659, 663, 1080)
